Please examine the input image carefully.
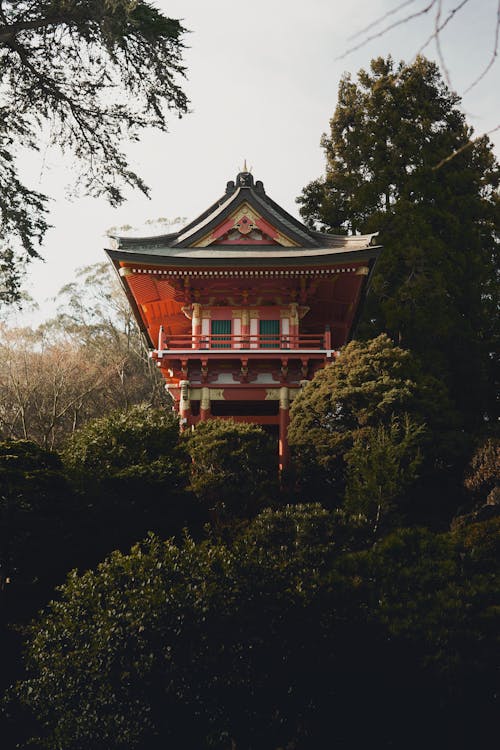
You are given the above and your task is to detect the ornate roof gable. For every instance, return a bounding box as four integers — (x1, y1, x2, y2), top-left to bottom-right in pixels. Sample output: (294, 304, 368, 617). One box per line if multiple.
(174, 170, 316, 249)
(191, 201, 299, 247)
(108, 169, 378, 257)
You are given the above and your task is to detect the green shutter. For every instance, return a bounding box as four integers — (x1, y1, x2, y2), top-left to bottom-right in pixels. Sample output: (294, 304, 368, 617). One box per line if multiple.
(259, 319, 280, 348)
(211, 319, 231, 348)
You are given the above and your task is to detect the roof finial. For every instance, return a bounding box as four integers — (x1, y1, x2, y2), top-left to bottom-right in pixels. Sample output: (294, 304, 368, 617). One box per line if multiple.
(236, 162, 254, 187)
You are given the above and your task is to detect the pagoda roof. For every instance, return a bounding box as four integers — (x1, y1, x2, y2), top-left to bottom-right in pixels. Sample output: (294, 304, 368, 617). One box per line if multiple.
(104, 169, 382, 351)
(107, 170, 379, 261)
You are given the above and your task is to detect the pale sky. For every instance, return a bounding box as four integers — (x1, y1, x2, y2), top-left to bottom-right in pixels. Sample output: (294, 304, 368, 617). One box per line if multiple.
(11, 0, 500, 325)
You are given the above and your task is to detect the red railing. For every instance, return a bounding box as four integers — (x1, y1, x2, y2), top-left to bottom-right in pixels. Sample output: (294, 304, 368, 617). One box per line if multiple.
(157, 332, 330, 351)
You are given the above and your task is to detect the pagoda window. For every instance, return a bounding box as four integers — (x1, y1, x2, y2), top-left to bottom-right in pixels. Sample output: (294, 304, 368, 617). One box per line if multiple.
(259, 319, 280, 348)
(211, 319, 232, 348)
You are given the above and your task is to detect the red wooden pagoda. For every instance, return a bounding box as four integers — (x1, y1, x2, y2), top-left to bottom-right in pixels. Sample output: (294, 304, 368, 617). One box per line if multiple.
(106, 169, 380, 469)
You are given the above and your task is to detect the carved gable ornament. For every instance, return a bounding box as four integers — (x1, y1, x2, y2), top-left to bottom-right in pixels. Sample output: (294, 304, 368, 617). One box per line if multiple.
(193, 202, 299, 248)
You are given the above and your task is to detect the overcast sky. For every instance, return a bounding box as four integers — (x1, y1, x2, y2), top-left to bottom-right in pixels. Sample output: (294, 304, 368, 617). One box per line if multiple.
(12, 0, 500, 324)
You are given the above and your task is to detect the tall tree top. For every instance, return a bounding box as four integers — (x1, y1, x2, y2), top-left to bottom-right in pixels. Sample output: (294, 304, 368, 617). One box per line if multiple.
(297, 55, 499, 428)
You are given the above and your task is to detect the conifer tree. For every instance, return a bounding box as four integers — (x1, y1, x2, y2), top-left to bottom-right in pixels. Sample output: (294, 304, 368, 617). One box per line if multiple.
(0, 1, 188, 303)
(298, 56, 500, 427)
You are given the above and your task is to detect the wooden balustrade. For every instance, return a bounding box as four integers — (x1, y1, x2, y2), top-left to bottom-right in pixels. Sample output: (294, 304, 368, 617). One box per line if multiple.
(158, 333, 329, 350)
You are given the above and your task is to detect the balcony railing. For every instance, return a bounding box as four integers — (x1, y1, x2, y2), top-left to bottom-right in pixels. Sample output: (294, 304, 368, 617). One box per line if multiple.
(157, 331, 331, 351)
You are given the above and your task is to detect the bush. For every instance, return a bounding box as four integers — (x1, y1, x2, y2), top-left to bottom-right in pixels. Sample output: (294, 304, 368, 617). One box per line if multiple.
(0, 439, 72, 587)
(61, 405, 196, 562)
(288, 334, 463, 525)
(13, 508, 499, 749)
(185, 418, 278, 522)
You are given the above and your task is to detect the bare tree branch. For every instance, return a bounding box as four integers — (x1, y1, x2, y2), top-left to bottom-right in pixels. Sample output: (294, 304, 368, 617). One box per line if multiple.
(464, 0, 500, 92)
(339, 1, 500, 167)
(432, 123, 500, 169)
(338, 0, 438, 59)
(347, 0, 420, 41)
(414, 0, 471, 87)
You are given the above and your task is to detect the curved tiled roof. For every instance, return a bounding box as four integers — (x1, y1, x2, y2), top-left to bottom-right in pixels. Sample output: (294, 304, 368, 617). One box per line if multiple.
(109, 171, 378, 255)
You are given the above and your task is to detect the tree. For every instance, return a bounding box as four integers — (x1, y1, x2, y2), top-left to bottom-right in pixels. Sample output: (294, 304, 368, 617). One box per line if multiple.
(185, 419, 278, 522)
(288, 334, 455, 519)
(0, 1, 188, 303)
(0, 439, 76, 750)
(342, 1, 500, 107)
(344, 415, 425, 533)
(63, 403, 182, 481)
(62, 404, 194, 561)
(0, 264, 168, 448)
(42, 262, 168, 411)
(366, 518, 500, 745)
(12, 508, 500, 749)
(464, 438, 500, 506)
(0, 440, 72, 590)
(297, 56, 500, 428)
(0, 324, 119, 449)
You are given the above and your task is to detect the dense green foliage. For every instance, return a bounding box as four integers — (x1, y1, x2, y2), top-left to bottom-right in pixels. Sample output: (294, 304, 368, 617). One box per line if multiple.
(288, 335, 462, 525)
(62, 405, 197, 564)
(343, 415, 424, 530)
(13, 507, 500, 749)
(0, 440, 72, 588)
(185, 419, 278, 521)
(1, 358, 497, 748)
(1, 49, 498, 750)
(298, 56, 500, 427)
(0, 1, 188, 302)
(63, 403, 182, 482)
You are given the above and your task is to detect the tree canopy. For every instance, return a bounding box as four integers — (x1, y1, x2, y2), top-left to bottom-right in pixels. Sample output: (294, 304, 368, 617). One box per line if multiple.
(60, 404, 198, 565)
(0, 1, 188, 303)
(63, 403, 181, 481)
(0, 439, 71, 590)
(288, 334, 457, 524)
(297, 55, 500, 428)
(13, 508, 500, 749)
(0, 264, 167, 448)
(185, 419, 278, 522)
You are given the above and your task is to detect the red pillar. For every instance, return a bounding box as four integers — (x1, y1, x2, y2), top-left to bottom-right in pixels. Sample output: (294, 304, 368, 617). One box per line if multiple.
(289, 303, 299, 348)
(324, 324, 332, 350)
(199, 387, 211, 421)
(192, 303, 202, 348)
(179, 380, 191, 430)
(278, 386, 290, 471)
(241, 309, 250, 347)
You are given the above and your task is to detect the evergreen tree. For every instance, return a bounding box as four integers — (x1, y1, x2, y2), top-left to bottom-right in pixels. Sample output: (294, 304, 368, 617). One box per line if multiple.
(0, 1, 188, 303)
(288, 335, 456, 517)
(62, 405, 196, 566)
(12, 510, 500, 749)
(298, 56, 500, 428)
(185, 419, 278, 522)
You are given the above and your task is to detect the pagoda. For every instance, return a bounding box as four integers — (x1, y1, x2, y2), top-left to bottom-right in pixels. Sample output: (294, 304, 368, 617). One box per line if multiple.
(106, 168, 380, 469)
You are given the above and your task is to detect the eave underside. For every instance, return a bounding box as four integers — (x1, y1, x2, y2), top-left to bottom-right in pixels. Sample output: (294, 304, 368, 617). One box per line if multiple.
(106, 249, 379, 351)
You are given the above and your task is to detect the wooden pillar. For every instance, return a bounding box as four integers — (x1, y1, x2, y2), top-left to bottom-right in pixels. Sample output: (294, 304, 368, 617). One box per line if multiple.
(200, 386, 211, 421)
(158, 325, 165, 351)
(290, 302, 299, 348)
(192, 303, 202, 348)
(179, 380, 190, 430)
(241, 309, 250, 347)
(278, 386, 290, 471)
(324, 324, 332, 350)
